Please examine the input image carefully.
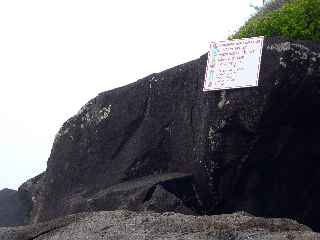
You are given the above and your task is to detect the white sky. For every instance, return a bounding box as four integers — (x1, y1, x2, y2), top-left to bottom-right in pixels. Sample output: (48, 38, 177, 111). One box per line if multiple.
(0, 0, 261, 190)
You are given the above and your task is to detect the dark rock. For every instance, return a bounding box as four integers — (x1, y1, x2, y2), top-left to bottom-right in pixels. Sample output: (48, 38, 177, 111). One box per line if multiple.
(36, 172, 199, 218)
(29, 37, 320, 231)
(0, 189, 29, 227)
(18, 173, 45, 224)
(143, 184, 195, 215)
(87, 173, 200, 214)
(1, 210, 319, 240)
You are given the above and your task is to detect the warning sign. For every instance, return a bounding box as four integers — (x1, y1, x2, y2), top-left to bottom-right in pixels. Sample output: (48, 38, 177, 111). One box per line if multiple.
(203, 36, 264, 91)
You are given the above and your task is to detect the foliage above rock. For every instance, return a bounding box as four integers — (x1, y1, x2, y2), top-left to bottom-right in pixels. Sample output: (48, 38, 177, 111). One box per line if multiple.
(231, 0, 320, 41)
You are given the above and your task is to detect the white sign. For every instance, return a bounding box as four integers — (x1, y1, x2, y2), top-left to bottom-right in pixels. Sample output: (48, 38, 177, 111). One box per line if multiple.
(203, 36, 264, 91)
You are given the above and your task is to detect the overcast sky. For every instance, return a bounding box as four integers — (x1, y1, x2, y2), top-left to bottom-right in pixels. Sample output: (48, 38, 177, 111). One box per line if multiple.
(0, 0, 261, 190)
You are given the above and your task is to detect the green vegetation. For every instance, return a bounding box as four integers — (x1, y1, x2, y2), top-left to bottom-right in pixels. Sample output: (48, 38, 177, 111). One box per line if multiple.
(231, 0, 320, 41)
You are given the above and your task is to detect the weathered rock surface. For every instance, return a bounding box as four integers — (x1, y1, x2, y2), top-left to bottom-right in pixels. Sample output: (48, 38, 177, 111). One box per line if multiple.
(1, 210, 319, 240)
(17, 173, 45, 224)
(11, 37, 320, 231)
(0, 189, 30, 227)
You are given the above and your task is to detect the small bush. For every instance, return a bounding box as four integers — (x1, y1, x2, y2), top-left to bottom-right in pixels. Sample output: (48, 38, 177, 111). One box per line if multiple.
(231, 0, 320, 41)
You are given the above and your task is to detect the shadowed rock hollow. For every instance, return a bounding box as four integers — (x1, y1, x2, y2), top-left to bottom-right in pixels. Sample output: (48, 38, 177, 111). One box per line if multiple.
(4, 37, 320, 235)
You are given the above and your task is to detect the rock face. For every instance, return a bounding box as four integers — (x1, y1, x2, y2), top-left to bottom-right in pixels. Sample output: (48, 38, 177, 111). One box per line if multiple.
(17, 173, 45, 224)
(19, 37, 320, 231)
(0, 189, 30, 227)
(0, 210, 319, 240)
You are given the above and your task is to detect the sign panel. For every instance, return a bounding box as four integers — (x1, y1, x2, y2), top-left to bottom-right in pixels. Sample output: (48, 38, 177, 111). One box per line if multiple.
(203, 36, 264, 91)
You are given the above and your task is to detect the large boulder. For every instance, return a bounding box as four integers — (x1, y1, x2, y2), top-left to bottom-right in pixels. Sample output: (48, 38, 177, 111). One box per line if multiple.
(30, 37, 320, 231)
(0, 189, 30, 227)
(0, 210, 319, 240)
